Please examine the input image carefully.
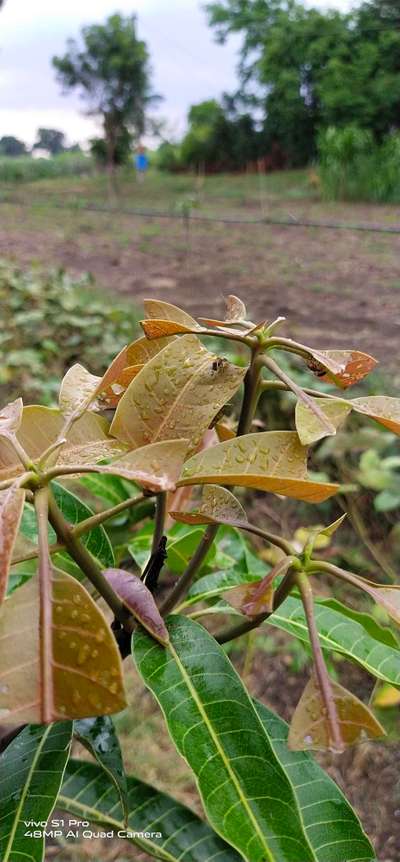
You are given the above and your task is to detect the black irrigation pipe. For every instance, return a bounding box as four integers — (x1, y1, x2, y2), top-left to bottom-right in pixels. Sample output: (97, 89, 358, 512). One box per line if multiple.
(2, 193, 400, 235)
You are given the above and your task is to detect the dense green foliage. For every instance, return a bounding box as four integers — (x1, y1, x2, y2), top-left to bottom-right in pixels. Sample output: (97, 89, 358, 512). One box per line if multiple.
(53, 13, 158, 172)
(319, 126, 400, 202)
(203, 0, 400, 167)
(0, 152, 91, 182)
(0, 135, 27, 157)
(33, 128, 67, 156)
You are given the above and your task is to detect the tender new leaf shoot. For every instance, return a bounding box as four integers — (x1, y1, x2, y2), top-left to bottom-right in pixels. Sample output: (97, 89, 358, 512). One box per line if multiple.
(110, 335, 246, 454)
(171, 484, 247, 526)
(143, 297, 200, 328)
(93, 439, 189, 492)
(0, 484, 25, 604)
(0, 398, 23, 437)
(59, 759, 240, 861)
(59, 363, 102, 416)
(224, 557, 293, 617)
(0, 570, 126, 723)
(306, 349, 377, 388)
(301, 514, 346, 556)
(352, 395, 400, 435)
(133, 615, 315, 862)
(178, 431, 339, 503)
(288, 673, 385, 752)
(74, 716, 129, 822)
(295, 397, 351, 445)
(198, 293, 251, 327)
(0, 406, 124, 480)
(0, 722, 72, 862)
(103, 568, 169, 645)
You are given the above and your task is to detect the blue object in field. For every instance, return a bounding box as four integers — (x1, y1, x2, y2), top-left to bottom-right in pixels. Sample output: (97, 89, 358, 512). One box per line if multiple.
(135, 152, 148, 171)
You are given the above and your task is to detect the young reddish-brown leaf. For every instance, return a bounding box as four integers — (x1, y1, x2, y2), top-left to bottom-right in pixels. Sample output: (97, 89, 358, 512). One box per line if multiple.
(95, 439, 189, 491)
(59, 364, 102, 416)
(110, 335, 246, 454)
(143, 298, 200, 328)
(171, 484, 247, 527)
(351, 396, 400, 435)
(224, 557, 293, 617)
(198, 294, 250, 328)
(178, 432, 339, 503)
(98, 334, 173, 407)
(306, 349, 377, 388)
(295, 397, 352, 445)
(0, 407, 124, 480)
(288, 674, 385, 752)
(0, 398, 23, 437)
(100, 364, 142, 407)
(141, 318, 202, 339)
(0, 484, 25, 604)
(103, 569, 169, 645)
(215, 420, 236, 441)
(0, 571, 126, 723)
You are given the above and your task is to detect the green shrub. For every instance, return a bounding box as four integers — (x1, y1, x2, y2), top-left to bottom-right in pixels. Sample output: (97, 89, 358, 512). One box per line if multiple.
(0, 152, 93, 183)
(318, 125, 400, 202)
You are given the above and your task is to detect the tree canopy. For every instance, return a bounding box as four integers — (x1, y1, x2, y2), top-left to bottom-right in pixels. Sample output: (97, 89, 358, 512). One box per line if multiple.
(33, 128, 66, 155)
(0, 136, 27, 157)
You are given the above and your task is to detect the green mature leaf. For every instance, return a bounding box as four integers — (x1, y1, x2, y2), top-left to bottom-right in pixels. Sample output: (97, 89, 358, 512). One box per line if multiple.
(128, 523, 216, 574)
(80, 473, 133, 506)
(181, 569, 260, 609)
(255, 701, 375, 862)
(133, 615, 316, 862)
(74, 716, 129, 822)
(0, 722, 72, 862)
(59, 759, 241, 861)
(178, 432, 339, 503)
(110, 334, 245, 454)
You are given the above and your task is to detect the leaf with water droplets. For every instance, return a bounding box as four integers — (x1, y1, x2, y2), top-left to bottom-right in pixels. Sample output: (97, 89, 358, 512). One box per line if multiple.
(74, 716, 129, 822)
(171, 484, 247, 527)
(178, 432, 339, 503)
(99, 335, 173, 406)
(0, 722, 72, 862)
(110, 335, 246, 454)
(0, 484, 25, 605)
(59, 363, 102, 416)
(295, 397, 351, 445)
(306, 349, 377, 388)
(224, 557, 293, 618)
(288, 674, 385, 752)
(0, 570, 126, 723)
(0, 398, 23, 438)
(103, 568, 169, 645)
(352, 395, 400, 435)
(86, 439, 189, 492)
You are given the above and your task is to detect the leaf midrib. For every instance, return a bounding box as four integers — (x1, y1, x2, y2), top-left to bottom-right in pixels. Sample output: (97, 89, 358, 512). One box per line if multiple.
(167, 639, 275, 862)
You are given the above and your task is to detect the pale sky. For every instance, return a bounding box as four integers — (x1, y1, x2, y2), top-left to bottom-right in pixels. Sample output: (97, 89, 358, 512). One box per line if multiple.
(0, 0, 352, 147)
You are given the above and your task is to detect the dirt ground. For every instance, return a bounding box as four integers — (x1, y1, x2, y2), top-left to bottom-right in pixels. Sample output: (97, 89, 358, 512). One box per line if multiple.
(1, 171, 399, 376)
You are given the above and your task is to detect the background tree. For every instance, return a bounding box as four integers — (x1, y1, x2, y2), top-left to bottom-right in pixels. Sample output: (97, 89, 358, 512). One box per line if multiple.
(0, 135, 27, 157)
(33, 128, 66, 155)
(52, 13, 158, 180)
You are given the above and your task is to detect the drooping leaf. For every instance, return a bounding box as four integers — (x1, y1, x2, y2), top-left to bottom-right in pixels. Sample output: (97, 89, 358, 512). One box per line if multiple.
(178, 431, 339, 503)
(99, 439, 189, 492)
(0, 484, 25, 604)
(352, 395, 400, 435)
(255, 700, 375, 862)
(288, 673, 385, 752)
(0, 398, 23, 437)
(0, 569, 126, 723)
(171, 484, 247, 527)
(103, 568, 169, 645)
(224, 557, 293, 618)
(306, 349, 377, 388)
(134, 614, 316, 862)
(295, 397, 351, 445)
(74, 716, 129, 822)
(0, 722, 72, 862)
(59, 363, 102, 416)
(110, 335, 245, 454)
(59, 759, 241, 861)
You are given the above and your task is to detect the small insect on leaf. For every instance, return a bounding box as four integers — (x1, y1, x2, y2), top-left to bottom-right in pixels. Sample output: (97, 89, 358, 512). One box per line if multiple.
(103, 569, 169, 645)
(288, 674, 385, 752)
(223, 557, 293, 618)
(306, 349, 377, 388)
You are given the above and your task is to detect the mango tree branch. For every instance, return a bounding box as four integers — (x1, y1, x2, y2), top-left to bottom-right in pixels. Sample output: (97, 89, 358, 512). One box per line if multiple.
(160, 524, 218, 615)
(47, 487, 132, 628)
(260, 379, 340, 400)
(261, 354, 335, 435)
(295, 571, 343, 752)
(237, 351, 263, 436)
(151, 492, 167, 555)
